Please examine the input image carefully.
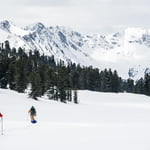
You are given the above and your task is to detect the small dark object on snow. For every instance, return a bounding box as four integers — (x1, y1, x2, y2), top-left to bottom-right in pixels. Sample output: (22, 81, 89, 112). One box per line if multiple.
(31, 120, 37, 124)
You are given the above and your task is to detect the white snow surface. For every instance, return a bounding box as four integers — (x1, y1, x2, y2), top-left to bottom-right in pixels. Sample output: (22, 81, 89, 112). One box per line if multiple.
(0, 89, 150, 150)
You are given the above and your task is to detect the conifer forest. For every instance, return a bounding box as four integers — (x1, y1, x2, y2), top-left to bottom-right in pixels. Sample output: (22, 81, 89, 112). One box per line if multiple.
(0, 41, 150, 103)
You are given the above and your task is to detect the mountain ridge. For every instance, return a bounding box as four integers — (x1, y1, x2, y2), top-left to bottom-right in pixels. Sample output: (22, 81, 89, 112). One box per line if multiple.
(0, 20, 150, 79)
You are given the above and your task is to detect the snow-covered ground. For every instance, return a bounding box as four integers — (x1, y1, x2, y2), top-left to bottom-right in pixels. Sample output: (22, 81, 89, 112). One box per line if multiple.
(0, 89, 150, 150)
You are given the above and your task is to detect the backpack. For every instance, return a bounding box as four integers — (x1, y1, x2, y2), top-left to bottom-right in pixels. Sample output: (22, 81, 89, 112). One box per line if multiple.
(30, 107, 36, 115)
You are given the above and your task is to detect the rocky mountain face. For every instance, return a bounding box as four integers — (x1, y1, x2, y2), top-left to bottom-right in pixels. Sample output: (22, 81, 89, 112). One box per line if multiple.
(0, 20, 150, 79)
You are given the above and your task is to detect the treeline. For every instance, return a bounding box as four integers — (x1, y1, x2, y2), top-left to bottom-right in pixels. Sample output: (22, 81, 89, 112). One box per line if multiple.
(0, 41, 150, 103)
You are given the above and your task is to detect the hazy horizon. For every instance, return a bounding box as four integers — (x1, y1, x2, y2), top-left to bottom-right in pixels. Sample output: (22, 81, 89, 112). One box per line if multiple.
(0, 0, 150, 34)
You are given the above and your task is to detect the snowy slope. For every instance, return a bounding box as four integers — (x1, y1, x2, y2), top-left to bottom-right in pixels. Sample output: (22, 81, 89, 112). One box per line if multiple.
(0, 89, 150, 150)
(0, 20, 150, 79)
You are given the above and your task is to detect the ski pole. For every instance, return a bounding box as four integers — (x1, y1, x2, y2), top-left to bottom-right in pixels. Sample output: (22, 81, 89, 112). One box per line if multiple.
(0, 113, 3, 135)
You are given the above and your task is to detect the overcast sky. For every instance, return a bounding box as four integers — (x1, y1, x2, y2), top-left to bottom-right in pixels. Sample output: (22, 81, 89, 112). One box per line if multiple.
(0, 0, 150, 34)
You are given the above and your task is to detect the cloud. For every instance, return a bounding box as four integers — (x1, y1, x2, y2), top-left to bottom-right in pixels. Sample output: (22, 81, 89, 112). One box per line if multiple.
(7, 0, 72, 6)
(0, 0, 150, 34)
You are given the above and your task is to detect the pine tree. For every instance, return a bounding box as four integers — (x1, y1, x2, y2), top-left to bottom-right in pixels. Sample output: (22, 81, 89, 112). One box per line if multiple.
(15, 58, 27, 93)
(70, 70, 79, 89)
(38, 64, 49, 96)
(17, 47, 25, 58)
(47, 68, 57, 100)
(103, 69, 112, 92)
(78, 69, 87, 89)
(73, 89, 78, 104)
(112, 70, 120, 92)
(10, 48, 17, 57)
(86, 67, 96, 91)
(99, 71, 105, 92)
(4, 40, 11, 54)
(126, 78, 134, 93)
(0, 53, 9, 88)
(57, 66, 69, 103)
(144, 74, 150, 96)
(29, 72, 41, 100)
(0, 77, 7, 88)
(66, 89, 72, 102)
(134, 78, 144, 94)
(7, 57, 16, 90)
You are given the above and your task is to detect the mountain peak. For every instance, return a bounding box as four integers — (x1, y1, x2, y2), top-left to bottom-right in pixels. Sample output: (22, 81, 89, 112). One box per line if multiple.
(0, 20, 15, 32)
(25, 22, 45, 32)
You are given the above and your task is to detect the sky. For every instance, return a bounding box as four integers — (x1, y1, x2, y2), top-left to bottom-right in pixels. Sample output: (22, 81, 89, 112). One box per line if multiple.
(0, 0, 150, 34)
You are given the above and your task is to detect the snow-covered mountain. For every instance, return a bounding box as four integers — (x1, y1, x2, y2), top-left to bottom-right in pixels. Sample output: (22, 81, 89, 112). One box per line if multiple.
(0, 20, 150, 79)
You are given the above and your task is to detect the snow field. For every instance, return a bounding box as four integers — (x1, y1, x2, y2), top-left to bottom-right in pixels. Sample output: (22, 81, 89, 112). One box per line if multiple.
(0, 89, 150, 150)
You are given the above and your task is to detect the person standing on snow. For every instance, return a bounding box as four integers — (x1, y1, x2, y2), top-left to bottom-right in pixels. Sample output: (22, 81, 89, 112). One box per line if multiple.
(28, 106, 36, 122)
